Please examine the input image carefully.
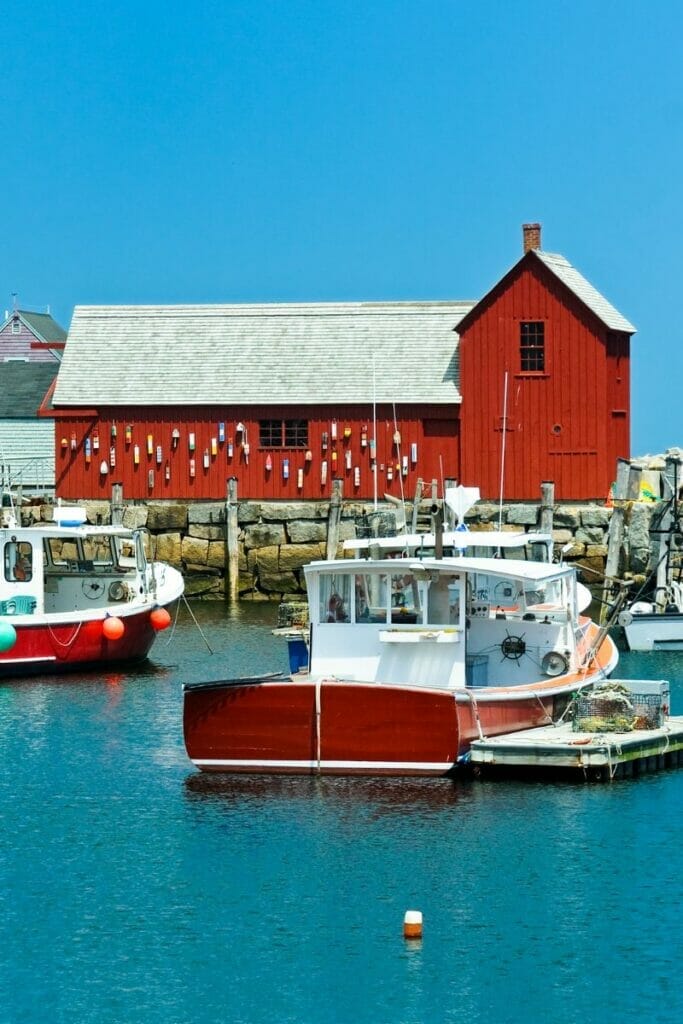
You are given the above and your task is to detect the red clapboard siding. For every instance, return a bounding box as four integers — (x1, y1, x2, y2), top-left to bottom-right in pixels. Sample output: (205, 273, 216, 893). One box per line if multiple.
(54, 404, 461, 502)
(459, 259, 630, 500)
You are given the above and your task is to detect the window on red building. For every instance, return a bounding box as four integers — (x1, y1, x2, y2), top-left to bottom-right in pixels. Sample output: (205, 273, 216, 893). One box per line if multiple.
(260, 419, 308, 448)
(520, 322, 545, 371)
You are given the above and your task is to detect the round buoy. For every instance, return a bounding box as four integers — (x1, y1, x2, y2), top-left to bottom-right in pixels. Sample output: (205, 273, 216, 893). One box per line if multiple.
(84, 619, 104, 641)
(102, 616, 125, 641)
(150, 607, 171, 631)
(0, 619, 17, 652)
(403, 910, 423, 940)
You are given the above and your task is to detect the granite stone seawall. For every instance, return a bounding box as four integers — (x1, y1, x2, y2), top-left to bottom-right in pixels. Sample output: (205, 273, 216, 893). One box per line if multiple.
(19, 488, 672, 601)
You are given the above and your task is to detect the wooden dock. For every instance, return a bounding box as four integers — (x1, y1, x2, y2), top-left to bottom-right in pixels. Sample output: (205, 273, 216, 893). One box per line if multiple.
(469, 717, 683, 782)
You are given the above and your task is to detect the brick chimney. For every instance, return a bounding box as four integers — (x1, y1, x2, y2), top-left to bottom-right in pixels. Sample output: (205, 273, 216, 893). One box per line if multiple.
(522, 222, 542, 253)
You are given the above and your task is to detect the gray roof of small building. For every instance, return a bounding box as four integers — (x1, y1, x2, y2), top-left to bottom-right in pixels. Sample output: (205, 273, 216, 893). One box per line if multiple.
(53, 302, 475, 407)
(533, 251, 636, 333)
(0, 362, 58, 417)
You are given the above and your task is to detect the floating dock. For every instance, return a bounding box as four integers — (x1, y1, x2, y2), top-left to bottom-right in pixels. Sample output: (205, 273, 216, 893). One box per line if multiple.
(469, 717, 683, 781)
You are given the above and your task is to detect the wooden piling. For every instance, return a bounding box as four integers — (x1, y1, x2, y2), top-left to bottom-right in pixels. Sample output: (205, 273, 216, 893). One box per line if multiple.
(601, 459, 631, 622)
(111, 483, 124, 525)
(431, 501, 444, 559)
(326, 479, 343, 560)
(411, 477, 423, 533)
(655, 456, 681, 610)
(226, 477, 239, 603)
(444, 478, 456, 529)
(540, 481, 554, 535)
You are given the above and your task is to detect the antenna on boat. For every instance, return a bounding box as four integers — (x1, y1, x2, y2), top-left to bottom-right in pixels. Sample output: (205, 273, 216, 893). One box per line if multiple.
(372, 354, 378, 511)
(392, 401, 408, 534)
(0, 457, 18, 528)
(497, 371, 509, 534)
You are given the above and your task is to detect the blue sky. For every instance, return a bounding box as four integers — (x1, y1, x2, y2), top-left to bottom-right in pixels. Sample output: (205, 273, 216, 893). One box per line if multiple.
(2, 0, 680, 456)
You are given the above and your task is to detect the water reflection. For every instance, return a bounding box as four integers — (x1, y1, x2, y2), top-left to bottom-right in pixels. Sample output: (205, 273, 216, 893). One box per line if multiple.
(183, 770, 467, 816)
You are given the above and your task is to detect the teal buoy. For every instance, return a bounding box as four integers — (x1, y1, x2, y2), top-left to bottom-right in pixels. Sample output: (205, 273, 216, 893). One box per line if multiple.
(0, 618, 17, 652)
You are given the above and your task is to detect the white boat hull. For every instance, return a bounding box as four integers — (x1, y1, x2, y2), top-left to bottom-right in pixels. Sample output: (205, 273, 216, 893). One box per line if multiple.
(624, 612, 683, 652)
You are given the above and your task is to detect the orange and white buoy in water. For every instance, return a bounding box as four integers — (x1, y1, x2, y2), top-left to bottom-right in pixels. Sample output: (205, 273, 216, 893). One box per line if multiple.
(403, 910, 423, 940)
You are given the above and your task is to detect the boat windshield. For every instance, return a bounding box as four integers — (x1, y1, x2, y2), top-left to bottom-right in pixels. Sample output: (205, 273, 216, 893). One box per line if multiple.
(353, 572, 388, 623)
(319, 573, 352, 622)
(318, 569, 427, 625)
(44, 534, 119, 571)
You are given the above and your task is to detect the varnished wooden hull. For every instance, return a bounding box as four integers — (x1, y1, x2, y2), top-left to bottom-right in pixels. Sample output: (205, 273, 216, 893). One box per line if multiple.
(184, 623, 618, 777)
(184, 676, 561, 776)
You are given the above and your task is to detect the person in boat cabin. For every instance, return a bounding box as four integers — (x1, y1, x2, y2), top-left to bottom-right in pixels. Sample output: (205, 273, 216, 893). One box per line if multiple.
(326, 593, 348, 622)
(6, 542, 33, 582)
(354, 576, 369, 620)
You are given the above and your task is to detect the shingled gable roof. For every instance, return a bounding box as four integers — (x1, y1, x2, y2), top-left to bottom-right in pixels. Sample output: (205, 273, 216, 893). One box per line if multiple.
(53, 301, 475, 408)
(455, 249, 636, 336)
(0, 362, 58, 417)
(0, 310, 67, 343)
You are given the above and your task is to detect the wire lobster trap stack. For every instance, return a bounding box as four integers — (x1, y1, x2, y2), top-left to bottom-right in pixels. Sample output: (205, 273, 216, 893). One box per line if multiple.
(573, 680, 669, 733)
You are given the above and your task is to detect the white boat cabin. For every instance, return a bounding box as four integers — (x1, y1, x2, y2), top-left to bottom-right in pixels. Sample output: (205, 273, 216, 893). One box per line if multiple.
(304, 557, 582, 690)
(0, 509, 157, 619)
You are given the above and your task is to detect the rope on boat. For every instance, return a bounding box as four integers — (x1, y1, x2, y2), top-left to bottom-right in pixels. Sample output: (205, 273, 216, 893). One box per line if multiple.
(181, 594, 214, 654)
(578, 584, 630, 681)
(160, 598, 182, 646)
(533, 691, 554, 725)
(47, 621, 83, 650)
(462, 689, 485, 740)
(315, 679, 323, 773)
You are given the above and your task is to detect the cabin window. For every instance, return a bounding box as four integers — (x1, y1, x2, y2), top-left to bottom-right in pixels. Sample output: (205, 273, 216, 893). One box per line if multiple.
(354, 573, 388, 623)
(319, 573, 351, 623)
(520, 321, 545, 372)
(390, 571, 421, 623)
(260, 419, 309, 448)
(82, 535, 116, 568)
(4, 541, 33, 582)
(45, 538, 78, 567)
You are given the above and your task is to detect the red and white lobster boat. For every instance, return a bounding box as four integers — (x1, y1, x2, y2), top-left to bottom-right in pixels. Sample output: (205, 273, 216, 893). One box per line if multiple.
(0, 503, 184, 676)
(183, 554, 618, 776)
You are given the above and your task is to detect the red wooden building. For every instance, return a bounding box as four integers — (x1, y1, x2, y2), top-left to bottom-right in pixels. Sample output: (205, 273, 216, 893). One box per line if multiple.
(457, 225, 634, 499)
(44, 225, 634, 502)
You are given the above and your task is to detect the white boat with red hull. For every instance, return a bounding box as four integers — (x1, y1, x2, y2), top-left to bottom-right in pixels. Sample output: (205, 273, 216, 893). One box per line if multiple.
(0, 504, 184, 676)
(184, 555, 619, 776)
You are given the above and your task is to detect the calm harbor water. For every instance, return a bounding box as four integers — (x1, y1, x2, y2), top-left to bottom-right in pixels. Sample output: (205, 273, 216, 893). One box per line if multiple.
(1, 603, 682, 1024)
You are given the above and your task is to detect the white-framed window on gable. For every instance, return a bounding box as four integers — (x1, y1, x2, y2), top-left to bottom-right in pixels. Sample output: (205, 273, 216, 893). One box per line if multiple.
(11, 318, 21, 334)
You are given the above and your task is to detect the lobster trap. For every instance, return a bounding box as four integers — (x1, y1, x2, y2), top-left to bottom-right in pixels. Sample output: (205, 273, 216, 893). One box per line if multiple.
(573, 680, 669, 733)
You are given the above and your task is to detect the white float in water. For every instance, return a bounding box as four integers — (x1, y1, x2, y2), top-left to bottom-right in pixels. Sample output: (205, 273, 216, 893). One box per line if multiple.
(403, 910, 423, 939)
